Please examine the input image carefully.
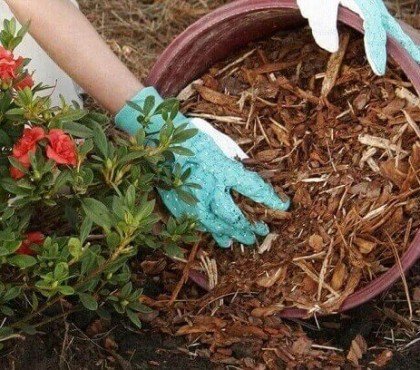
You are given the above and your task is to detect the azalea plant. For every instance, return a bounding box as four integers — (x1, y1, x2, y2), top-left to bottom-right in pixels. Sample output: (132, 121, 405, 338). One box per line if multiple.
(0, 19, 199, 346)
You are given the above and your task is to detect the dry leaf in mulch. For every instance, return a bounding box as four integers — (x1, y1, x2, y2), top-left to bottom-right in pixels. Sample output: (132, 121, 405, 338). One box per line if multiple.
(371, 349, 394, 367)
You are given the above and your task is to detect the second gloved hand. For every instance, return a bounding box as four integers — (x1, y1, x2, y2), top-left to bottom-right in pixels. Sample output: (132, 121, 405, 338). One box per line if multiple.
(297, 0, 420, 76)
(116, 87, 290, 248)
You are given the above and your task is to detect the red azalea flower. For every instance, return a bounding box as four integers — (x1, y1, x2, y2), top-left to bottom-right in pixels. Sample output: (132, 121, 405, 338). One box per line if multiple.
(0, 46, 23, 81)
(9, 127, 46, 179)
(13, 127, 46, 163)
(15, 74, 34, 90)
(16, 232, 45, 255)
(47, 129, 77, 166)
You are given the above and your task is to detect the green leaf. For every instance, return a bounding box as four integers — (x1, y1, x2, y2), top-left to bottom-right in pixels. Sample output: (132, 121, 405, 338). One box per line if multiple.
(135, 128, 146, 145)
(52, 170, 71, 191)
(155, 98, 179, 119)
(56, 109, 87, 123)
(3, 286, 21, 301)
(21, 326, 38, 335)
(54, 262, 69, 280)
(106, 232, 120, 250)
(135, 199, 155, 222)
(92, 124, 108, 158)
(79, 293, 98, 311)
(63, 121, 93, 138)
(8, 156, 29, 175)
(180, 167, 192, 182)
(1, 306, 14, 316)
(143, 95, 156, 116)
(58, 286, 75, 296)
(31, 292, 39, 311)
(126, 185, 136, 208)
(129, 302, 152, 314)
(0, 240, 21, 256)
(176, 189, 198, 205)
(127, 309, 142, 329)
(79, 218, 93, 244)
(126, 100, 143, 113)
(80, 248, 98, 276)
(164, 244, 184, 259)
(81, 198, 113, 230)
(121, 282, 132, 297)
(0, 178, 32, 195)
(0, 327, 14, 339)
(5, 107, 25, 118)
(68, 238, 83, 259)
(8, 255, 37, 268)
(169, 146, 195, 156)
(0, 91, 12, 113)
(87, 112, 109, 125)
(172, 128, 198, 144)
(118, 151, 145, 165)
(17, 21, 30, 39)
(78, 139, 94, 157)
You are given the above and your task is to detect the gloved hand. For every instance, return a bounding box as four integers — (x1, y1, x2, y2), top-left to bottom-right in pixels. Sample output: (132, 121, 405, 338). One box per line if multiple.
(297, 0, 420, 75)
(116, 87, 290, 248)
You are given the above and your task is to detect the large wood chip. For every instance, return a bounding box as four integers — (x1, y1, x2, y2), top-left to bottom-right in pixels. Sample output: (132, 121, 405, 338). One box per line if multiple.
(251, 303, 285, 318)
(251, 60, 302, 75)
(308, 234, 324, 252)
(358, 134, 409, 154)
(176, 316, 226, 336)
(354, 237, 377, 254)
(396, 87, 420, 108)
(258, 233, 278, 254)
(276, 75, 321, 105)
(257, 267, 286, 288)
(330, 262, 348, 291)
(347, 335, 368, 366)
(321, 32, 350, 98)
(370, 350, 393, 367)
(403, 109, 420, 139)
(195, 85, 238, 107)
(292, 336, 313, 356)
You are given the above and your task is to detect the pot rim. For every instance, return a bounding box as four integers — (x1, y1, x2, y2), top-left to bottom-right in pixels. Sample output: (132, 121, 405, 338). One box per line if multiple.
(146, 0, 420, 318)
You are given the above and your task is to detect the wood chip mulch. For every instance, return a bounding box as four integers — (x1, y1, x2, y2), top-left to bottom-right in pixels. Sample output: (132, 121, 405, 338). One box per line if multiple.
(142, 26, 419, 368)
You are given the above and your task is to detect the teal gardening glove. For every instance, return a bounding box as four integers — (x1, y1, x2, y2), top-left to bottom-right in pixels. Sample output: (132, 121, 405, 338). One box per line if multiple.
(116, 87, 290, 248)
(297, 0, 420, 76)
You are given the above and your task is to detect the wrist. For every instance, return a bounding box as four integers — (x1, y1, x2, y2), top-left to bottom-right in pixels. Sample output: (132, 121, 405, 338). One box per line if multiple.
(115, 87, 187, 135)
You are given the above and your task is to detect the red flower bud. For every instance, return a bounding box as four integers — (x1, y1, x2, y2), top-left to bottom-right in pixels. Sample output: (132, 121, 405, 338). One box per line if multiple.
(15, 74, 34, 90)
(16, 232, 45, 255)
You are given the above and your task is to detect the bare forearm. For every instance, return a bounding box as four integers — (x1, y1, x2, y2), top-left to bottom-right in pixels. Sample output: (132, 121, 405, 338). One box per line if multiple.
(5, 0, 143, 113)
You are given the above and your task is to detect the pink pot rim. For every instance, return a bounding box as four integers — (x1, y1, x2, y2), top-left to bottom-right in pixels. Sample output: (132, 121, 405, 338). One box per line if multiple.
(146, 0, 420, 318)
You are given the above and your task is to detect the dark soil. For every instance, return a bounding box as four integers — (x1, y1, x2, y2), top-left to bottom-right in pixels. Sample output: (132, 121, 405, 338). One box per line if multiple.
(0, 319, 214, 369)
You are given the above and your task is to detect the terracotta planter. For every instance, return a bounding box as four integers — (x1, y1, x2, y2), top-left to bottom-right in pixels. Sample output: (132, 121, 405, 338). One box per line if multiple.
(146, 0, 420, 318)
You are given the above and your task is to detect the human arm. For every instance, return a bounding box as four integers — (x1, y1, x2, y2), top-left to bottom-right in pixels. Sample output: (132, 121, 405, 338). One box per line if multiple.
(5, 0, 143, 113)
